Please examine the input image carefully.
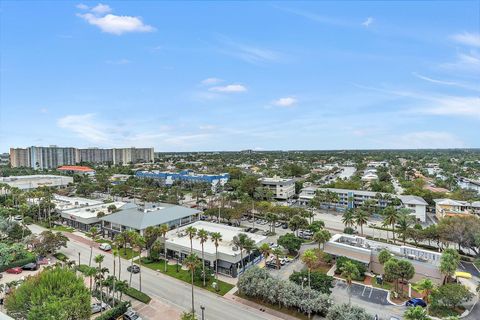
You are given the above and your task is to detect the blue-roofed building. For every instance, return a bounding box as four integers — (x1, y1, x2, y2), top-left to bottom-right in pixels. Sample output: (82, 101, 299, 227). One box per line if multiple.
(135, 170, 229, 191)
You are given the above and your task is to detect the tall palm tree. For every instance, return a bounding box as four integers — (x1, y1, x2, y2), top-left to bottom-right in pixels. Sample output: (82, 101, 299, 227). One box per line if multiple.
(342, 208, 355, 228)
(185, 226, 197, 253)
(88, 227, 99, 267)
(259, 243, 271, 262)
(382, 206, 399, 243)
(127, 231, 139, 287)
(94, 254, 105, 304)
(210, 231, 222, 289)
(113, 234, 123, 282)
(340, 261, 360, 305)
(244, 238, 256, 265)
(159, 224, 170, 272)
(196, 229, 209, 287)
(396, 210, 414, 244)
(232, 233, 249, 273)
(313, 229, 331, 250)
(301, 249, 317, 319)
(184, 253, 199, 314)
(133, 234, 146, 291)
(272, 247, 283, 270)
(354, 208, 370, 236)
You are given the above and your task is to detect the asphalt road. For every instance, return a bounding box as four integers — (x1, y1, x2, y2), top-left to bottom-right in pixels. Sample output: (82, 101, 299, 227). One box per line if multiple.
(28, 225, 277, 320)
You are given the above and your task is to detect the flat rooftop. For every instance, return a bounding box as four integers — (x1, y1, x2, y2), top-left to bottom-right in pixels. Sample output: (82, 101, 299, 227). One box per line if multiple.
(0, 175, 73, 190)
(166, 221, 267, 256)
(329, 233, 441, 266)
(61, 201, 126, 219)
(54, 194, 103, 211)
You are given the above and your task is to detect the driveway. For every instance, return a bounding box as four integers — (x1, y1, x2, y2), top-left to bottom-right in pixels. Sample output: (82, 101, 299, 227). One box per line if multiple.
(459, 261, 480, 278)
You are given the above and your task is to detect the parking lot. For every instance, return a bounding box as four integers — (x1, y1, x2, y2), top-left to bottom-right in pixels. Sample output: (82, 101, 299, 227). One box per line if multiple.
(333, 280, 390, 305)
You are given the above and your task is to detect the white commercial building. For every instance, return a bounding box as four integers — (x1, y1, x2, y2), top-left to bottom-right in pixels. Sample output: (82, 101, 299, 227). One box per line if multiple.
(259, 176, 295, 200)
(165, 221, 267, 277)
(299, 187, 428, 222)
(0, 175, 73, 190)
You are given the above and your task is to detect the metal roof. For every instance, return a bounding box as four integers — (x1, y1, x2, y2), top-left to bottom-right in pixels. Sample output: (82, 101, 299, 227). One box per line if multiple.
(100, 202, 201, 230)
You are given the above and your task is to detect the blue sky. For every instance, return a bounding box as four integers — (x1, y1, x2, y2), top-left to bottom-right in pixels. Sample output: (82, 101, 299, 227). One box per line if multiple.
(1, 1, 479, 152)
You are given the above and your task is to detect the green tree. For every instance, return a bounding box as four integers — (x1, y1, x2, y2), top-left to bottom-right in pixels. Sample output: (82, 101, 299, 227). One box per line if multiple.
(232, 233, 249, 272)
(301, 249, 317, 296)
(272, 247, 283, 270)
(397, 260, 415, 293)
(382, 206, 399, 243)
(288, 214, 309, 236)
(342, 208, 355, 228)
(277, 233, 303, 254)
(340, 261, 360, 304)
(416, 278, 435, 304)
(5, 267, 90, 320)
(384, 258, 401, 293)
(210, 231, 222, 290)
(431, 283, 473, 309)
(378, 249, 392, 266)
(354, 208, 370, 236)
(313, 229, 331, 250)
(185, 226, 197, 253)
(88, 226, 100, 267)
(184, 253, 200, 314)
(159, 224, 170, 272)
(196, 228, 209, 287)
(404, 306, 429, 320)
(440, 248, 460, 284)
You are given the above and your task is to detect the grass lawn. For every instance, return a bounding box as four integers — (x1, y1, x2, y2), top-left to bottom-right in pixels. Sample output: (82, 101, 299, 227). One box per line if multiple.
(429, 305, 465, 318)
(235, 292, 308, 320)
(113, 248, 139, 260)
(51, 225, 75, 232)
(140, 258, 234, 296)
(96, 239, 113, 245)
(372, 277, 393, 291)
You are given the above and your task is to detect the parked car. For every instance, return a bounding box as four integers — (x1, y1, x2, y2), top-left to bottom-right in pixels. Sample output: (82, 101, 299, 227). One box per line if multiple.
(99, 243, 112, 251)
(37, 257, 49, 265)
(91, 302, 108, 314)
(127, 265, 140, 273)
(282, 223, 288, 229)
(22, 263, 39, 271)
(123, 309, 143, 320)
(406, 298, 427, 308)
(6, 267, 22, 274)
(14, 215, 22, 221)
(274, 222, 282, 227)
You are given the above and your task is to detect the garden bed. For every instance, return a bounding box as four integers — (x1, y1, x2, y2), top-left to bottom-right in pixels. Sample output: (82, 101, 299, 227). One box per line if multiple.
(235, 292, 309, 320)
(139, 258, 234, 296)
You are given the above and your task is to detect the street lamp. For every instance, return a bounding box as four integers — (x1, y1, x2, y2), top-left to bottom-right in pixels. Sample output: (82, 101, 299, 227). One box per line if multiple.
(200, 305, 205, 320)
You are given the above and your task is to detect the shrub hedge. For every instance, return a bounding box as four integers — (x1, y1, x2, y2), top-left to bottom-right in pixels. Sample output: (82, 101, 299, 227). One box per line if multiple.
(124, 287, 152, 304)
(94, 301, 130, 320)
(0, 254, 36, 272)
(335, 256, 366, 281)
(53, 252, 68, 261)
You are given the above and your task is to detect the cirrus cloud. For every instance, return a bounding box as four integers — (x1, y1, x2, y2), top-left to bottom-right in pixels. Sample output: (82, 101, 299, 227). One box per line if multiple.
(451, 32, 480, 47)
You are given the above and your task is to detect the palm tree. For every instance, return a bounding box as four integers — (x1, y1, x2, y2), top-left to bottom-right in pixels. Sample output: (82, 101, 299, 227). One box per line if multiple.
(382, 206, 399, 243)
(94, 254, 105, 304)
(416, 278, 434, 305)
(184, 253, 199, 314)
(301, 249, 317, 319)
(85, 266, 97, 292)
(340, 261, 360, 305)
(127, 231, 139, 287)
(133, 234, 145, 291)
(197, 229, 209, 287)
(244, 238, 256, 265)
(259, 243, 271, 262)
(185, 226, 197, 253)
(272, 247, 283, 270)
(210, 231, 222, 290)
(313, 229, 331, 250)
(88, 227, 99, 267)
(397, 210, 414, 244)
(354, 208, 369, 236)
(113, 234, 123, 282)
(159, 224, 170, 272)
(115, 279, 128, 301)
(232, 233, 249, 273)
(342, 208, 355, 228)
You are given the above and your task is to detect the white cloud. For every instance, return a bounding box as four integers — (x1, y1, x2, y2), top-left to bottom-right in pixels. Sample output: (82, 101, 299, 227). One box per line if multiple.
(57, 114, 109, 143)
(392, 131, 465, 149)
(77, 4, 155, 35)
(106, 58, 131, 65)
(201, 78, 223, 85)
(362, 17, 374, 27)
(272, 97, 297, 107)
(76, 3, 89, 10)
(441, 50, 480, 73)
(39, 108, 48, 114)
(209, 84, 247, 93)
(91, 3, 111, 15)
(451, 32, 480, 47)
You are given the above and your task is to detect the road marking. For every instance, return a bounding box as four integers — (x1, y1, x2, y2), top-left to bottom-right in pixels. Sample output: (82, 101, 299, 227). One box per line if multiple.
(369, 287, 373, 299)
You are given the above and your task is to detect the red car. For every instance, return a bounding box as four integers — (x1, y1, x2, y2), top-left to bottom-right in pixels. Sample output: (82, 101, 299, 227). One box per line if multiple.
(6, 267, 22, 274)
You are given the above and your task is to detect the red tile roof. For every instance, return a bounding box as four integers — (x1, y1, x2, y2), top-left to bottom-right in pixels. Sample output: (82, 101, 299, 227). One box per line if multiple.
(57, 165, 95, 172)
